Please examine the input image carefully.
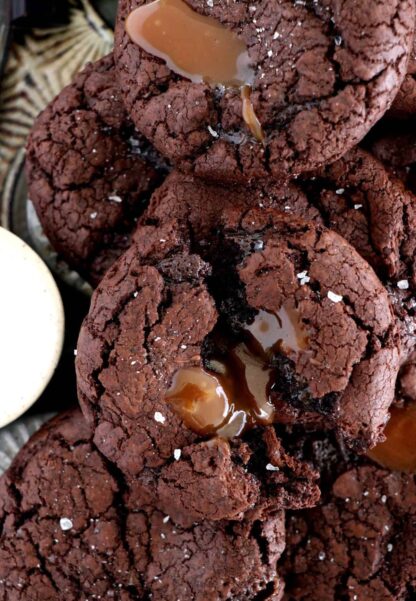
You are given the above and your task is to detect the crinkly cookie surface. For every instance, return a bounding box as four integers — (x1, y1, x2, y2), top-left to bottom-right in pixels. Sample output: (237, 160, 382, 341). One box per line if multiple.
(0, 410, 286, 601)
(76, 202, 399, 528)
(282, 463, 416, 600)
(114, 0, 415, 183)
(26, 54, 163, 285)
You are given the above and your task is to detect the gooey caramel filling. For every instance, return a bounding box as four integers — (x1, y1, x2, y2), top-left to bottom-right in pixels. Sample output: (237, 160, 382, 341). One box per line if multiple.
(125, 0, 264, 142)
(368, 403, 416, 473)
(166, 306, 309, 439)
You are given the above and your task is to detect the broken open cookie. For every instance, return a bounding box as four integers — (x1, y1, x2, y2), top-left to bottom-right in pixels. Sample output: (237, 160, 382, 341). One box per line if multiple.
(76, 206, 399, 526)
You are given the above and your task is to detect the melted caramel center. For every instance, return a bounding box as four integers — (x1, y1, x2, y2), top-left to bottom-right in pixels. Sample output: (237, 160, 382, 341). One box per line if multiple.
(166, 306, 309, 439)
(246, 307, 309, 356)
(368, 403, 416, 473)
(126, 0, 264, 142)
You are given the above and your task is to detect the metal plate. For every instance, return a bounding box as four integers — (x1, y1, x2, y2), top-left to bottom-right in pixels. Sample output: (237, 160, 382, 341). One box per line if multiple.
(0, 413, 55, 476)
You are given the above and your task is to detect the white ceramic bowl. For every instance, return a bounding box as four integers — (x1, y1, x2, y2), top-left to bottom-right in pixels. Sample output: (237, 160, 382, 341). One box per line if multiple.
(0, 227, 64, 427)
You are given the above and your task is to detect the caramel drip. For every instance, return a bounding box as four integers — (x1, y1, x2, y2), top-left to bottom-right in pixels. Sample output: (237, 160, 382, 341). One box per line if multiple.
(166, 306, 308, 439)
(368, 402, 416, 473)
(126, 0, 264, 142)
(241, 85, 265, 145)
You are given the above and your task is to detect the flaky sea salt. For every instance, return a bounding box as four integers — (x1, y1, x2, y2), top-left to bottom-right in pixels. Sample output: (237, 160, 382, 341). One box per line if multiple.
(154, 412, 166, 424)
(397, 279, 409, 290)
(207, 125, 219, 138)
(173, 449, 182, 461)
(327, 291, 343, 303)
(266, 463, 279, 471)
(297, 271, 310, 285)
(60, 518, 73, 531)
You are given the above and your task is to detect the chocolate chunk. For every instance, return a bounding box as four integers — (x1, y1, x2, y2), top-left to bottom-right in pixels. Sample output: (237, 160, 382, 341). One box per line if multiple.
(26, 54, 164, 286)
(114, 0, 415, 183)
(0, 410, 286, 600)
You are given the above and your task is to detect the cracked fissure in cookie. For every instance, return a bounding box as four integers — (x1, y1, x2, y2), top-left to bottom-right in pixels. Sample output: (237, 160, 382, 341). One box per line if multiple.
(166, 304, 309, 439)
(368, 401, 416, 473)
(125, 0, 265, 142)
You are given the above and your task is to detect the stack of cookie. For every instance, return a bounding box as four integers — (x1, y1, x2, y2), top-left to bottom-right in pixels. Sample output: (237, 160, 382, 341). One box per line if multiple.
(2, 0, 416, 599)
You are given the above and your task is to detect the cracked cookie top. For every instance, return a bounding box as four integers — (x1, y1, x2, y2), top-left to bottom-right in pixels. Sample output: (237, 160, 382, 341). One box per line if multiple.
(142, 151, 416, 360)
(368, 121, 416, 196)
(282, 462, 416, 601)
(388, 22, 416, 119)
(76, 207, 399, 527)
(26, 54, 164, 286)
(296, 147, 416, 360)
(114, 0, 415, 184)
(0, 410, 286, 601)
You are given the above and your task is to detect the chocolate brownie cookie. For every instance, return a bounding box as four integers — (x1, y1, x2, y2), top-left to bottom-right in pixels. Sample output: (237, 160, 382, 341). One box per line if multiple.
(138, 169, 322, 241)
(142, 153, 416, 359)
(76, 207, 399, 525)
(299, 148, 416, 288)
(144, 149, 416, 291)
(296, 147, 416, 359)
(282, 463, 416, 600)
(369, 122, 416, 193)
(281, 361, 416, 601)
(114, 0, 415, 183)
(0, 409, 287, 600)
(26, 54, 163, 286)
(389, 29, 416, 119)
